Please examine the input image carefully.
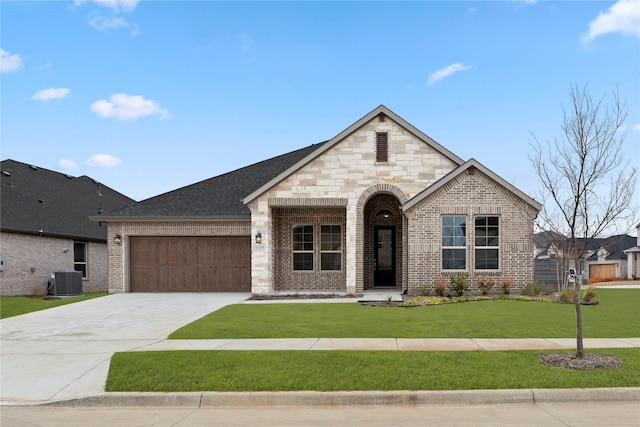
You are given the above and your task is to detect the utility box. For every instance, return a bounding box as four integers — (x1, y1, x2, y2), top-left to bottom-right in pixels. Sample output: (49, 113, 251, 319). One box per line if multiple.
(48, 271, 83, 296)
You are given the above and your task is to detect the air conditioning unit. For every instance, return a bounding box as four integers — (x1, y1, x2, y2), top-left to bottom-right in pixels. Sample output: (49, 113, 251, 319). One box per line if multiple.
(48, 271, 83, 296)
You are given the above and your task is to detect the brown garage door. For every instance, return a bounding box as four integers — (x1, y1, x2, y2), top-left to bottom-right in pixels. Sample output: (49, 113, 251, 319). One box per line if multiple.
(130, 236, 251, 292)
(589, 263, 616, 280)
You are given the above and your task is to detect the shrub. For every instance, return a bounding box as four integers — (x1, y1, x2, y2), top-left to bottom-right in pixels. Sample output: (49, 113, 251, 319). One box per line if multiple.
(433, 278, 447, 297)
(582, 287, 598, 304)
(588, 276, 625, 284)
(497, 293, 510, 300)
(476, 276, 495, 296)
(448, 273, 469, 297)
(560, 287, 575, 303)
(499, 277, 513, 294)
(521, 281, 541, 296)
(413, 285, 430, 297)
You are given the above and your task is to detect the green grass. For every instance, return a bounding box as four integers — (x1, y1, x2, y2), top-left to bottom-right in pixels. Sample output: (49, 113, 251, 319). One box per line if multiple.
(170, 289, 639, 339)
(0, 292, 109, 319)
(106, 348, 640, 392)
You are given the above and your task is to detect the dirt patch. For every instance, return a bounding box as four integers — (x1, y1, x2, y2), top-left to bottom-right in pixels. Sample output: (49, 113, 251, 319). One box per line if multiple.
(538, 353, 622, 370)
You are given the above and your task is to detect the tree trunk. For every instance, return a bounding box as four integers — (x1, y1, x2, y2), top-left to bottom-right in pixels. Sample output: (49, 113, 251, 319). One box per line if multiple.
(574, 278, 584, 358)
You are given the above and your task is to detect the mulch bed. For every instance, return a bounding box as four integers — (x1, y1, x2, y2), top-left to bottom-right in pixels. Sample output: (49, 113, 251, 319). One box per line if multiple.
(538, 353, 622, 370)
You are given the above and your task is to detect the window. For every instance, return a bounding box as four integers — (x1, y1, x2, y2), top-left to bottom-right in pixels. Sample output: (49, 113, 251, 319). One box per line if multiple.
(74, 241, 87, 278)
(442, 216, 466, 270)
(293, 225, 314, 270)
(320, 225, 342, 270)
(376, 132, 388, 162)
(475, 216, 499, 270)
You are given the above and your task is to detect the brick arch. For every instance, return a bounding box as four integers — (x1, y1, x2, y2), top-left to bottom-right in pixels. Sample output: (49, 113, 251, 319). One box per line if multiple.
(356, 184, 409, 210)
(355, 184, 408, 291)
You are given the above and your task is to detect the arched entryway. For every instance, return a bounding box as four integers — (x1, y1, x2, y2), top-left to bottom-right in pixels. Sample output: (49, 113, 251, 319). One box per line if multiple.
(363, 193, 403, 289)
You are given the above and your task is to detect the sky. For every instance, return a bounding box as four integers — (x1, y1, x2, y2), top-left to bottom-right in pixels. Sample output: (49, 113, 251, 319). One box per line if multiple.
(2, 1, 639, 215)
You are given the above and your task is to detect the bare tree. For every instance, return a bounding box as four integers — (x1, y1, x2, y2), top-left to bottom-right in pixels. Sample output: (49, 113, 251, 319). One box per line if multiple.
(530, 84, 637, 358)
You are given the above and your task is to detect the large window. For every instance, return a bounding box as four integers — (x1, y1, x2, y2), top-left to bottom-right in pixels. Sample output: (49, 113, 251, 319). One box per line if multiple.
(442, 216, 467, 270)
(292, 225, 314, 270)
(320, 225, 342, 270)
(74, 241, 87, 278)
(475, 216, 499, 270)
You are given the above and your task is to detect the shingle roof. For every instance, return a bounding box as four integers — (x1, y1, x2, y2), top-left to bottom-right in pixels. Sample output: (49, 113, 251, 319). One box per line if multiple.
(98, 142, 327, 219)
(584, 235, 636, 261)
(1, 159, 135, 241)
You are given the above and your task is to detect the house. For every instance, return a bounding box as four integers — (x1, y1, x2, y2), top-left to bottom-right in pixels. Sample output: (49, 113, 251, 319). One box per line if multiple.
(95, 105, 542, 295)
(0, 160, 135, 296)
(623, 223, 640, 280)
(533, 231, 637, 286)
(584, 234, 636, 281)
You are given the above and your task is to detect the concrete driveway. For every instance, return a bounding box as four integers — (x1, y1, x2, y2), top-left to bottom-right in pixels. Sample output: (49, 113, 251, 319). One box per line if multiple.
(0, 293, 249, 405)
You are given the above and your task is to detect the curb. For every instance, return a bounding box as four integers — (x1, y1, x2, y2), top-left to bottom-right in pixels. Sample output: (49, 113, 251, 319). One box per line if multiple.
(42, 388, 640, 408)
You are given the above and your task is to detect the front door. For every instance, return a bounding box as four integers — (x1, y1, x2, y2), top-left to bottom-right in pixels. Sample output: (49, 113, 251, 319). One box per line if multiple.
(374, 226, 396, 287)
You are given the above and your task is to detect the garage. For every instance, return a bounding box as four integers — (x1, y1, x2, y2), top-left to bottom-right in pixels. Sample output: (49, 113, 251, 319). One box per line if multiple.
(589, 263, 616, 280)
(130, 236, 251, 292)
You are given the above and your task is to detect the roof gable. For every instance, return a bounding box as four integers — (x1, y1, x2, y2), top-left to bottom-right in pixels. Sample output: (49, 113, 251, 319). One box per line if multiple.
(1, 159, 135, 240)
(402, 158, 542, 212)
(243, 105, 465, 204)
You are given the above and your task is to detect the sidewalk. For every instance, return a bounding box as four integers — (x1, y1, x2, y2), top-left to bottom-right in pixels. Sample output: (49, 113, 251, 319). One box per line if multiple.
(136, 337, 640, 351)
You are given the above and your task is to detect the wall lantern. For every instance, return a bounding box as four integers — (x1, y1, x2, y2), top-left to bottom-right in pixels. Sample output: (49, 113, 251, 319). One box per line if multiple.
(114, 234, 123, 244)
(255, 231, 262, 244)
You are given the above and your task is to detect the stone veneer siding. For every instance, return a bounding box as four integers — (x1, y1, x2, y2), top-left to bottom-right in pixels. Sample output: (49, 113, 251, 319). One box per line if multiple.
(250, 116, 458, 294)
(272, 207, 346, 291)
(0, 232, 108, 296)
(404, 169, 538, 293)
(106, 220, 250, 293)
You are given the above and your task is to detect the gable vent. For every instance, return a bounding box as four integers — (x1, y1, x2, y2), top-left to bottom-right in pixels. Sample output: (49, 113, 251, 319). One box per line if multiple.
(376, 132, 388, 163)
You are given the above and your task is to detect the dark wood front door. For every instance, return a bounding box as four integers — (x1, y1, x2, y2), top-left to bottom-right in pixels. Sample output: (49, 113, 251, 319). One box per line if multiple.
(374, 226, 396, 287)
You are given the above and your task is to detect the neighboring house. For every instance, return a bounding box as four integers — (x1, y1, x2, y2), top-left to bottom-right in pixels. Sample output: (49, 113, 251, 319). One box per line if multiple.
(95, 105, 542, 295)
(533, 232, 637, 286)
(623, 223, 640, 280)
(1, 160, 135, 296)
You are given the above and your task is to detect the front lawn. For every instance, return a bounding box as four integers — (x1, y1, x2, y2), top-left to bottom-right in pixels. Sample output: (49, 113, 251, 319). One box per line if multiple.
(106, 348, 640, 392)
(169, 289, 639, 339)
(0, 292, 109, 319)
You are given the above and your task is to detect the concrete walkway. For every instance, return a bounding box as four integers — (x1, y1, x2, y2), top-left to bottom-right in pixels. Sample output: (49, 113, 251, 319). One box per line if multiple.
(137, 337, 640, 351)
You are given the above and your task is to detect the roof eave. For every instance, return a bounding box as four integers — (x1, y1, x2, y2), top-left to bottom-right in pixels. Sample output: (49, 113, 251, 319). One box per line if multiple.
(1, 226, 106, 243)
(90, 215, 251, 222)
(243, 104, 465, 205)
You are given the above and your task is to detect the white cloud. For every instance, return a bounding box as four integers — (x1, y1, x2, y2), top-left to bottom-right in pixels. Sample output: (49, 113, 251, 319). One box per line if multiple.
(0, 48, 23, 73)
(426, 63, 473, 86)
(75, 0, 138, 13)
(59, 159, 78, 170)
(633, 123, 640, 131)
(31, 87, 70, 102)
(88, 11, 129, 30)
(86, 154, 122, 167)
(582, 0, 640, 42)
(90, 93, 171, 121)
